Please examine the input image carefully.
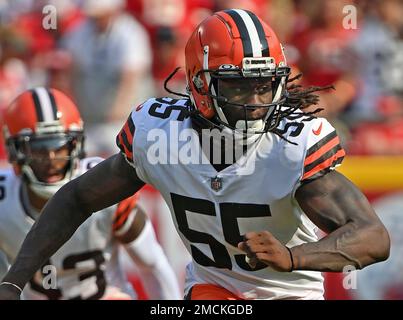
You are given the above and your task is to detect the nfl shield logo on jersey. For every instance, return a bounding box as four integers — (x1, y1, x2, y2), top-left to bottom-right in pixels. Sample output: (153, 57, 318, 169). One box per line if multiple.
(211, 176, 223, 191)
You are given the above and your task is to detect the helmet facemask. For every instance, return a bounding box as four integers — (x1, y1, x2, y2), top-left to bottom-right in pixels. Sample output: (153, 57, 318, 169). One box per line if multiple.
(189, 47, 291, 139)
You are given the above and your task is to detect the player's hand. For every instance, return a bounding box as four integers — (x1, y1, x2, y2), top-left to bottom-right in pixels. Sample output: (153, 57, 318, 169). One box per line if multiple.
(0, 283, 22, 300)
(237, 231, 294, 272)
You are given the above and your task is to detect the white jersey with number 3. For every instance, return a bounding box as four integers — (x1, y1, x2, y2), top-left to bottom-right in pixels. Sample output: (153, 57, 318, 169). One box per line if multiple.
(116, 97, 345, 300)
(0, 158, 136, 300)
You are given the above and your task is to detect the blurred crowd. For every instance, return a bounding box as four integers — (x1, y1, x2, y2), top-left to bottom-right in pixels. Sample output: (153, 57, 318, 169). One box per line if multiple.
(0, 0, 403, 158)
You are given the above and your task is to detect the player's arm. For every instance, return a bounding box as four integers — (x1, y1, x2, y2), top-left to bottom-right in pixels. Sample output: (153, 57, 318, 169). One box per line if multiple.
(239, 171, 390, 272)
(291, 170, 390, 271)
(239, 119, 390, 272)
(113, 203, 182, 300)
(0, 152, 145, 297)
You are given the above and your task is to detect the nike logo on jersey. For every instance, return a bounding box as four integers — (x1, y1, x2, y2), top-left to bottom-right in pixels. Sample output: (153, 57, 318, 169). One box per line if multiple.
(312, 122, 323, 136)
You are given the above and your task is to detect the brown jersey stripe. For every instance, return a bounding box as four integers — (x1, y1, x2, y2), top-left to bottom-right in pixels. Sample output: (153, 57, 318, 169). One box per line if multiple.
(302, 157, 344, 182)
(112, 201, 133, 224)
(116, 133, 133, 162)
(123, 121, 134, 146)
(306, 130, 338, 157)
(305, 135, 341, 166)
(113, 210, 133, 231)
(118, 113, 135, 157)
(304, 144, 343, 173)
(112, 195, 138, 231)
(121, 115, 134, 147)
(119, 130, 132, 156)
(127, 113, 135, 136)
(302, 149, 345, 181)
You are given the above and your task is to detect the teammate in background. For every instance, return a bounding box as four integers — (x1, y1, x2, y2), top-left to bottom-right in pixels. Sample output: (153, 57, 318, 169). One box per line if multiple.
(0, 10, 390, 300)
(0, 88, 181, 300)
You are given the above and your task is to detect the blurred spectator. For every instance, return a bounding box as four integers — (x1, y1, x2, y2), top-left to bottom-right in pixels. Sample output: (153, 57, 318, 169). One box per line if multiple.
(345, 0, 403, 155)
(137, 0, 190, 97)
(0, 0, 34, 23)
(0, 26, 29, 110)
(134, 0, 212, 97)
(293, 0, 359, 122)
(151, 26, 188, 97)
(346, 0, 403, 123)
(10, 0, 83, 87)
(265, 0, 302, 77)
(60, 0, 154, 157)
(0, 26, 30, 160)
(214, 0, 267, 15)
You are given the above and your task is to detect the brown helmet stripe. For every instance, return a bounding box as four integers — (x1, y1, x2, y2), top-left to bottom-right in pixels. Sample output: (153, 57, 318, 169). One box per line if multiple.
(30, 87, 58, 123)
(31, 89, 44, 122)
(224, 9, 269, 58)
(245, 10, 269, 57)
(46, 89, 59, 120)
(224, 9, 254, 57)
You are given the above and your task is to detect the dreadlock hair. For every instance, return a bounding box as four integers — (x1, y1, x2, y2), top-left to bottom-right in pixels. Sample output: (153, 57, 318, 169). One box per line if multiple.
(271, 73, 335, 145)
(285, 73, 334, 112)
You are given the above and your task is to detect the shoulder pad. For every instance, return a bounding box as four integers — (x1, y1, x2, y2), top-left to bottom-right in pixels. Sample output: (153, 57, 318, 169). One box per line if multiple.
(116, 97, 191, 164)
(301, 117, 345, 181)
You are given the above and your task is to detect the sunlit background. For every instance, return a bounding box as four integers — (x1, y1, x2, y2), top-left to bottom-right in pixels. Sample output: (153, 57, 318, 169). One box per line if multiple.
(0, 0, 402, 300)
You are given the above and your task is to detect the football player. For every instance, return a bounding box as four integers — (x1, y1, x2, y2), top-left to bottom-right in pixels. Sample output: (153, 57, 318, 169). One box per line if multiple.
(0, 10, 389, 300)
(0, 88, 181, 300)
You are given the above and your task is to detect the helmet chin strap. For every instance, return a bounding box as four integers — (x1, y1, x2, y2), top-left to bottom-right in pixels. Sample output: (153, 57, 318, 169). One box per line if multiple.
(21, 153, 80, 199)
(233, 119, 265, 146)
(19, 137, 84, 199)
(22, 165, 70, 199)
(263, 76, 285, 123)
(235, 119, 265, 131)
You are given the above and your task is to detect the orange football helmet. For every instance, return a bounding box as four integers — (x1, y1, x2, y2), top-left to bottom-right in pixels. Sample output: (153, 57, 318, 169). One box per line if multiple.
(2, 87, 84, 198)
(185, 9, 290, 132)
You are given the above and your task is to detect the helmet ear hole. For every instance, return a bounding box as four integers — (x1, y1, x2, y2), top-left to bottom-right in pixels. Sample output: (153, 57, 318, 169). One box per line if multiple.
(192, 75, 205, 93)
(75, 134, 86, 159)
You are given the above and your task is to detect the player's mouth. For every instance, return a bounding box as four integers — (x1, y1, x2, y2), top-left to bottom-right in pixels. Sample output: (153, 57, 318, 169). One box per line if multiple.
(224, 107, 269, 127)
(45, 173, 65, 183)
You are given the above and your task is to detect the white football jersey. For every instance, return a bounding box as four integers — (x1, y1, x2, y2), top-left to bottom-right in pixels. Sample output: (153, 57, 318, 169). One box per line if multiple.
(0, 158, 137, 300)
(116, 97, 345, 300)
